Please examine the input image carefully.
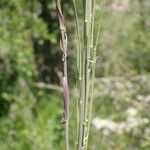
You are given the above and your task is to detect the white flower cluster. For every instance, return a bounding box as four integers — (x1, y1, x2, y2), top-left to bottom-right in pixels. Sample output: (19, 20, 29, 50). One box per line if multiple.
(92, 115, 149, 136)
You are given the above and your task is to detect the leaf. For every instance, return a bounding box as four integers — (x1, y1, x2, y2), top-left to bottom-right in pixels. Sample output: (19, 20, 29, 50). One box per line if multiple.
(56, 0, 66, 30)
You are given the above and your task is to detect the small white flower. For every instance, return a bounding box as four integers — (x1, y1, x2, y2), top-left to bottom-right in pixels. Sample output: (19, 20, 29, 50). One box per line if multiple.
(126, 107, 137, 117)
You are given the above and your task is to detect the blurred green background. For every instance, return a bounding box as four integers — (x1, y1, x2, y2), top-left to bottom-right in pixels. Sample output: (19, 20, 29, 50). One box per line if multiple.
(0, 0, 150, 149)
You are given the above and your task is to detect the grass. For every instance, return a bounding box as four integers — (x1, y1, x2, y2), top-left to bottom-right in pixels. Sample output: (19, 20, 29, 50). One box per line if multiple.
(73, 0, 105, 149)
(0, 0, 150, 150)
(55, 0, 105, 149)
(56, 0, 70, 149)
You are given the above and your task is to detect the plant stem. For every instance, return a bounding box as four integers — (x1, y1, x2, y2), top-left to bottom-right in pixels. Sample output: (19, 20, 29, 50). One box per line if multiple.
(83, 0, 92, 142)
(56, 1, 69, 150)
(78, 31, 86, 149)
(74, 0, 105, 149)
(85, 1, 105, 149)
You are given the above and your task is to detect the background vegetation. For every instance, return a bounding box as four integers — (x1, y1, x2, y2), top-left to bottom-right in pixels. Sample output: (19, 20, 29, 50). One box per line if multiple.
(0, 0, 149, 149)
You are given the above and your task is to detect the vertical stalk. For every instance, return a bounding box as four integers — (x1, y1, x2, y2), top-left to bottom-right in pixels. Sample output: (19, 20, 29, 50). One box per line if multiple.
(56, 1, 69, 150)
(85, 1, 105, 149)
(83, 0, 92, 148)
(55, 0, 105, 149)
(77, 1, 86, 149)
(75, 0, 105, 149)
(78, 20, 86, 150)
(83, 0, 96, 149)
(77, 0, 87, 148)
(73, 0, 82, 147)
(78, 0, 92, 149)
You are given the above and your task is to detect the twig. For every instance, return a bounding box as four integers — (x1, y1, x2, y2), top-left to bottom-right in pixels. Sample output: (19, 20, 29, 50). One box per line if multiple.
(35, 82, 63, 92)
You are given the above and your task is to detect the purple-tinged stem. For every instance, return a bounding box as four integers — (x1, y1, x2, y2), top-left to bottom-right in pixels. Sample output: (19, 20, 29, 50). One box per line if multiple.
(56, 0, 69, 150)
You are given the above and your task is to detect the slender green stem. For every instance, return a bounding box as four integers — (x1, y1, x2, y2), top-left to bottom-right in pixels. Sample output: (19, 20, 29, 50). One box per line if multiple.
(75, 0, 105, 149)
(83, 0, 92, 148)
(75, 0, 85, 149)
(84, 0, 96, 149)
(73, 1, 82, 146)
(94, 0, 105, 49)
(78, 66, 85, 150)
(85, 1, 106, 149)
(73, 0, 81, 75)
